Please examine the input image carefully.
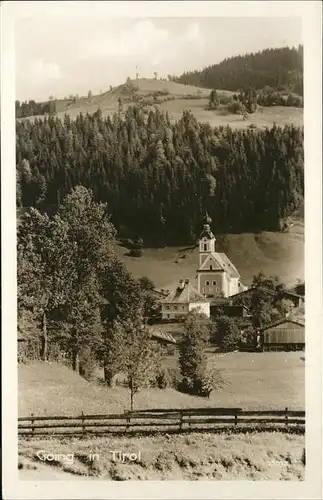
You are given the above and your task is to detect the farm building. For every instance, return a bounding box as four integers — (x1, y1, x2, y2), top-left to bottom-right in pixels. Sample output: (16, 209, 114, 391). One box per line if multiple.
(210, 303, 251, 319)
(278, 290, 305, 309)
(148, 327, 177, 346)
(161, 278, 210, 320)
(260, 316, 305, 351)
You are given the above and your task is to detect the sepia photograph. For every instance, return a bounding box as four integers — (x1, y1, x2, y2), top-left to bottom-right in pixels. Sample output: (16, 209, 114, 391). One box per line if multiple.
(1, 1, 322, 499)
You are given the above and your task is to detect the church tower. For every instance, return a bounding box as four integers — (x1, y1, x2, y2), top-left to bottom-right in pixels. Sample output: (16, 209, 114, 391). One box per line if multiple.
(198, 213, 216, 266)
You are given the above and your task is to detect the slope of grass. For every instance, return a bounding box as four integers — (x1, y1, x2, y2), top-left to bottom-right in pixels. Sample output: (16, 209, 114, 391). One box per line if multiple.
(117, 227, 304, 291)
(20, 78, 303, 129)
(18, 351, 304, 417)
(18, 431, 305, 480)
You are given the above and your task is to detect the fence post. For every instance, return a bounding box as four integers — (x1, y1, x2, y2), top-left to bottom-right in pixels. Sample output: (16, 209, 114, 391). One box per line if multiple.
(179, 410, 183, 432)
(81, 411, 86, 435)
(126, 412, 131, 432)
(285, 407, 289, 427)
(31, 413, 34, 436)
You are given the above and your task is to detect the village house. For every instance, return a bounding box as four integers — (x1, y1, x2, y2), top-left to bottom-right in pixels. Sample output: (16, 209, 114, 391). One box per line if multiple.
(161, 278, 210, 320)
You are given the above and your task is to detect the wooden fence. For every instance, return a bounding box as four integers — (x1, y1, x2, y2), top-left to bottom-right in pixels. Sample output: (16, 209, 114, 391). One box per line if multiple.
(18, 407, 305, 437)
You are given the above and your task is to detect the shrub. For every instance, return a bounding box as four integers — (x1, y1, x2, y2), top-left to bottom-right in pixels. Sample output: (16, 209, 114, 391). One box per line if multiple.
(221, 329, 242, 351)
(167, 366, 182, 389)
(178, 367, 218, 397)
(18, 339, 41, 363)
(79, 346, 97, 381)
(154, 366, 172, 389)
(129, 248, 142, 257)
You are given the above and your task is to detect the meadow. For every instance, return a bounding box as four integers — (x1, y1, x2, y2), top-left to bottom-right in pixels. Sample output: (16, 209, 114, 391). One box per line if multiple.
(18, 430, 305, 481)
(116, 222, 304, 291)
(20, 78, 303, 130)
(19, 351, 304, 418)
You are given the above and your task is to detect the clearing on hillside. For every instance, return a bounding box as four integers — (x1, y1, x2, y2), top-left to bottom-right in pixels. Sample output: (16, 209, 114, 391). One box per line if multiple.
(20, 78, 303, 129)
(117, 224, 304, 291)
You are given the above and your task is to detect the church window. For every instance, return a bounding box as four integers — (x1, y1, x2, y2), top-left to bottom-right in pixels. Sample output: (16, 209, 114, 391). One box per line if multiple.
(202, 287, 205, 294)
(210, 265, 213, 270)
(206, 280, 210, 286)
(204, 244, 207, 251)
(212, 281, 216, 285)
(216, 287, 219, 292)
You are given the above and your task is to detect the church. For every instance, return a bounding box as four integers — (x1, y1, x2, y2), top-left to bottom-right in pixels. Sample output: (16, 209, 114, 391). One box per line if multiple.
(160, 215, 247, 320)
(197, 215, 247, 299)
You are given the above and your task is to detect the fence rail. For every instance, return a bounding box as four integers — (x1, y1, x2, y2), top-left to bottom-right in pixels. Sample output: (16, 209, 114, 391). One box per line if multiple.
(18, 407, 305, 437)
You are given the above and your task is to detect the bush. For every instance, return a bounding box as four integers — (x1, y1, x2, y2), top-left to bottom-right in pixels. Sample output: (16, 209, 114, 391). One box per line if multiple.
(178, 367, 220, 397)
(228, 99, 246, 115)
(154, 366, 172, 389)
(79, 347, 97, 381)
(18, 339, 41, 363)
(129, 248, 142, 257)
(167, 366, 182, 389)
(221, 329, 242, 351)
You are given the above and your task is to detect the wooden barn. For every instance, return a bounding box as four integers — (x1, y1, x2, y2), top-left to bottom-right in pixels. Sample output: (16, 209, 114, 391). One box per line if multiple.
(260, 317, 305, 351)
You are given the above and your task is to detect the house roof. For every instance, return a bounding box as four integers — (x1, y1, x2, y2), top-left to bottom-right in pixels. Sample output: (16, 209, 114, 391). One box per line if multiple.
(149, 328, 177, 344)
(198, 252, 240, 278)
(260, 316, 305, 332)
(161, 280, 208, 304)
(281, 290, 305, 300)
(230, 285, 276, 300)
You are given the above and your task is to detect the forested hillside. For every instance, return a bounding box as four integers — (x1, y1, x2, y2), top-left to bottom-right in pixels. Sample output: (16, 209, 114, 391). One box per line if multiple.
(172, 46, 303, 96)
(16, 107, 304, 246)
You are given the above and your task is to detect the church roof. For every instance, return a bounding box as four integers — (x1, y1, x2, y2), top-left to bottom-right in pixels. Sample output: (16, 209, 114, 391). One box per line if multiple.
(162, 279, 208, 304)
(199, 224, 215, 240)
(198, 252, 240, 278)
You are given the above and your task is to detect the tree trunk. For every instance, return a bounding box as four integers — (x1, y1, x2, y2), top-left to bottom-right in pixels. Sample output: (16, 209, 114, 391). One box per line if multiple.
(72, 350, 79, 372)
(41, 311, 48, 361)
(104, 364, 114, 386)
(130, 388, 134, 412)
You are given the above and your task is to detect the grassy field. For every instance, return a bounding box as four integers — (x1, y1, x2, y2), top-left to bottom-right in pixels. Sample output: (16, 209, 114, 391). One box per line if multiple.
(18, 352, 304, 417)
(18, 431, 305, 480)
(116, 224, 304, 291)
(20, 78, 303, 130)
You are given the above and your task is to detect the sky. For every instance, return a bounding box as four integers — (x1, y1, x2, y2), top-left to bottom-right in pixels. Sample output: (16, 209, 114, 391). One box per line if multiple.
(15, 16, 302, 102)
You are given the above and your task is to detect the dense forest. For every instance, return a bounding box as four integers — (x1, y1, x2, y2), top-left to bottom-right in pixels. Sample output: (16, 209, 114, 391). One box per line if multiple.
(16, 99, 56, 118)
(172, 46, 303, 96)
(16, 106, 304, 246)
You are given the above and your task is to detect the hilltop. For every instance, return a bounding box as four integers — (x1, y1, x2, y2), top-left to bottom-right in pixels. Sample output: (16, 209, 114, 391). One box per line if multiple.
(18, 77, 303, 129)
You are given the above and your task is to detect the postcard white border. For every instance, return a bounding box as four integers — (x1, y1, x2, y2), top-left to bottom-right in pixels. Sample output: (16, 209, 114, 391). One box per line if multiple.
(1, 1, 322, 499)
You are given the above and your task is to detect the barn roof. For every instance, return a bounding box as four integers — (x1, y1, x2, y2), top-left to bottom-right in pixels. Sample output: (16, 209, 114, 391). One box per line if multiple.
(260, 316, 305, 332)
(161, 279, 208, 304)
(281, 290, 305, 300)
(149, 328, 177, 344)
